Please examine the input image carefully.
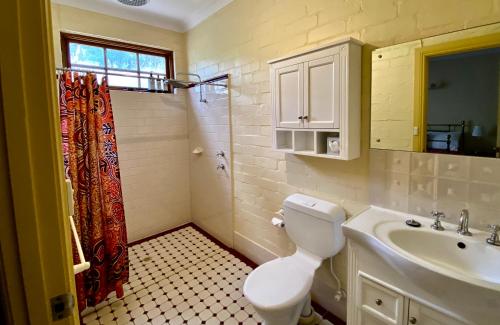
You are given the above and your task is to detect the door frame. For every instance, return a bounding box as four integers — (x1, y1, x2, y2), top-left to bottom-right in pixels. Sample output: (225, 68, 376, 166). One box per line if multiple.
(0, 0, 78, 324)
(413, 32, 500, 152)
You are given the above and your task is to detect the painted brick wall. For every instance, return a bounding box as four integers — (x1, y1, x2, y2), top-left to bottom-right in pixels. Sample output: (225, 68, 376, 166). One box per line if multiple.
(186, 0, 500, 318)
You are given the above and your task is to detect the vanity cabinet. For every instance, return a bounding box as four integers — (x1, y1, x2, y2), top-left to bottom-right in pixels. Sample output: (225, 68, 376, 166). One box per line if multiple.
(269, 38, 362, 160)
(357, 276, 405, 325)
(407, 300, 468, 325)
(348, 241, 472, 325)
(355, 274, 467, 325)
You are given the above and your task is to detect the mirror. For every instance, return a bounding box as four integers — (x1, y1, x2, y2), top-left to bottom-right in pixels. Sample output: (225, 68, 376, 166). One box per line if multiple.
(371, 23, 500, 158)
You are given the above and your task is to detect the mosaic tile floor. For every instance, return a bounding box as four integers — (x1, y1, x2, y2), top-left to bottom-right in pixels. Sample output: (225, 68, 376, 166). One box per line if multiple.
(81, 226, 334, 325)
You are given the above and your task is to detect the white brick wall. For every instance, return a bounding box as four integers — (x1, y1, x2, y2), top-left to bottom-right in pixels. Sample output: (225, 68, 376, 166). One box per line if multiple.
(186, 0, 500, 318)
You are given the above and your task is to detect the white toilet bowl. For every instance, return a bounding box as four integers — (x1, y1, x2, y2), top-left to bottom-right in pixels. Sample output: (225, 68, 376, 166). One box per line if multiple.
(243, 194, 346, 325)
(243, 249, 322, 325)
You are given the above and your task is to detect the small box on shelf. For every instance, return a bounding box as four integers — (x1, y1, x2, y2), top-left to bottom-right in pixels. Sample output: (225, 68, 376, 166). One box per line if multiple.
(317, 131, 340, 156)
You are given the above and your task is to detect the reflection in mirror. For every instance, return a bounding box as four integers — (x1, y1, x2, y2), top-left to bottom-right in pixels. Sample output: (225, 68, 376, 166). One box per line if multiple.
(426, 48, 500, 157)
(370, 23, 500, 158)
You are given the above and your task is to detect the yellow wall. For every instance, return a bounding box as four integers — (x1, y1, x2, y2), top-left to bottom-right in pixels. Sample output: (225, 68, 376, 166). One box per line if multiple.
(51, 4, 187, 73)
(186, 0, 500, 317)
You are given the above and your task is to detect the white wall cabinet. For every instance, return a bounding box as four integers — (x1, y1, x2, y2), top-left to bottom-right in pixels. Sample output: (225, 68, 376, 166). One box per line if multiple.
(270, 37, 362, 160)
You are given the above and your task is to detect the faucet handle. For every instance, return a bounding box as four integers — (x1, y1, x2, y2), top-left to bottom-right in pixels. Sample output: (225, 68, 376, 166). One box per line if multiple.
(486, 224, 500, 246)
(430, 211, 445, 231)
(431, 210, 445, 220)
(488, 224, 500, 232)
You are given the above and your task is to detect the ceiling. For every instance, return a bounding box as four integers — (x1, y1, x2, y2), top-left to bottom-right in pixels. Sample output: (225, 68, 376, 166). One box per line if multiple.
(52, 0, 233, 32)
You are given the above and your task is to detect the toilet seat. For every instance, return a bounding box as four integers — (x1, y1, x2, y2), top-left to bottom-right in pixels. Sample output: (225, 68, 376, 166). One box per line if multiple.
(243, 252, 320, 310)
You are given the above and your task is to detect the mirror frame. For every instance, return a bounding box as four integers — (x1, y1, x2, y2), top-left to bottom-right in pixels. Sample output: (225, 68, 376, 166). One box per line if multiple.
(413, 32, 500, 152)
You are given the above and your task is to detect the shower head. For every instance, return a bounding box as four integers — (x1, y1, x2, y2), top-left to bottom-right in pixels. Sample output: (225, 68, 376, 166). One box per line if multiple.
(165, 79, 196, 89)
(117, 0, 149, 7)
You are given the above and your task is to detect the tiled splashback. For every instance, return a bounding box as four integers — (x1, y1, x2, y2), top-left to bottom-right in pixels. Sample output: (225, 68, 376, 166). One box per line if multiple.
(370, 149, 500, 229)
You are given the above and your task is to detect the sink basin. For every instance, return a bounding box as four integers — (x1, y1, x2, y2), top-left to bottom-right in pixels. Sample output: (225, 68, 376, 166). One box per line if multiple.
(375, 222, 500, 291)
(343, 206, 500, 292)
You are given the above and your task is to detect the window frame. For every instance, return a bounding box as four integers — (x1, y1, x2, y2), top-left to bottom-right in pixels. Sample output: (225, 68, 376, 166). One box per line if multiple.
(60, 32, 174, 92)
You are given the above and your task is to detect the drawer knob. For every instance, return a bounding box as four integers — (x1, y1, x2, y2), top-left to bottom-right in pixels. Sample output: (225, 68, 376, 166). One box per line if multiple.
(375, 298, 383, 306)
(409, 316, 417, 324)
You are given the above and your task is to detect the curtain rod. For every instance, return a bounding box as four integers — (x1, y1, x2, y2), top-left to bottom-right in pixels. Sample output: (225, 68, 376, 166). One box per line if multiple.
(55, 67, 228, 87)
(55, 67, 167, 80)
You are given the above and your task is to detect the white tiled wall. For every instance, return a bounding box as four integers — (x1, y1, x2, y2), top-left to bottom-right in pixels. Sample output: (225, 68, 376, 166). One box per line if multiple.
(370, 149, 500, 228)
(188, 84, 234, 247)
(112, 91, 191, 242)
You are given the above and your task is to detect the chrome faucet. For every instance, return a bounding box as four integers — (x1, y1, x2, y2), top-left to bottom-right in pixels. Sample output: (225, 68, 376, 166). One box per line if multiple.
(430, 211, 445, 231)
(486, 224, 500, 246)
(457, 209, 472, 236)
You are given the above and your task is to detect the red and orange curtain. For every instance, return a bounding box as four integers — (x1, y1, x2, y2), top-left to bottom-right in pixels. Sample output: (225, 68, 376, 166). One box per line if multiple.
(58, 71, 128, 312)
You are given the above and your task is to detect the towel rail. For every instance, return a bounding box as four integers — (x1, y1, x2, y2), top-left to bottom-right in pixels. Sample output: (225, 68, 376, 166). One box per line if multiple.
(65, 180, 90, 274)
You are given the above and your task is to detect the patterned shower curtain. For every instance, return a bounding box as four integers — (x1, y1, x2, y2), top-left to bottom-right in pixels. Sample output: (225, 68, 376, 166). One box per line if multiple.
(58, 71, 129, 312)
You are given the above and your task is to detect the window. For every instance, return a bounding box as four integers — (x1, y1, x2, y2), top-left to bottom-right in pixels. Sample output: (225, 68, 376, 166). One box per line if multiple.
(61, 33, 174, 91)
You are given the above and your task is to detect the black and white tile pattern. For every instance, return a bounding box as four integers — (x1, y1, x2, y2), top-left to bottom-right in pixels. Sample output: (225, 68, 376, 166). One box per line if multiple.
(81, 226, 334, 325)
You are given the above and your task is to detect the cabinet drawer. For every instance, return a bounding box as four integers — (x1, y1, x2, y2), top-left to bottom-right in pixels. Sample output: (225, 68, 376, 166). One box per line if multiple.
(358, 275, 404, 324)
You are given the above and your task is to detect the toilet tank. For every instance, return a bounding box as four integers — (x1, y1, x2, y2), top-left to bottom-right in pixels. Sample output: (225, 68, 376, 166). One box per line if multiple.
(283, 194, 346, 259)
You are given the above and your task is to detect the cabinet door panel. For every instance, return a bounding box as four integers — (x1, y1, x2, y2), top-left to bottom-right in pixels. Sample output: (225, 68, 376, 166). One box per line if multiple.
(304, 54, 340, 128)
(275, 64, 303, 128)
(360, 311, 395, 325)
(408, 300, 468, 325)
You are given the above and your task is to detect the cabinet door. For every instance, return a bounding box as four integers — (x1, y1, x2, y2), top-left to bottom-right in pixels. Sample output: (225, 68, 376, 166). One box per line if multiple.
(274, 63, 304, 128)
(360, 311, 396, 325)
(408, 300, 468, 325)
(304, 54, 340, 128)
(357, 276, 405, 325)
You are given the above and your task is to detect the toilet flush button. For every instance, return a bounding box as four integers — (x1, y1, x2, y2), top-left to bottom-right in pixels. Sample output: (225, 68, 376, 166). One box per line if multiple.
(301, 200, 316, 207)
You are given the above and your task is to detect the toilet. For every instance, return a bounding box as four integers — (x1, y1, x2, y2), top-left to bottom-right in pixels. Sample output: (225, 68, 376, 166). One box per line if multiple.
(243, 194, 346, 325)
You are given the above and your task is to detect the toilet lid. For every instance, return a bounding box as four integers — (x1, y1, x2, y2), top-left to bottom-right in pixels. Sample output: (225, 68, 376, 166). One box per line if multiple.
(243, 256, 314, 310)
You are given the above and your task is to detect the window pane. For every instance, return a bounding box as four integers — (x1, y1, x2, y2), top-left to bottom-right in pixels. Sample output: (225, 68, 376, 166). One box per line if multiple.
(69, 43, 105, 67)
(106, 49, 137, 71)
(139, 53, 166, 74)
(140, 72, 165, 89)
(107, 70, 139, 88)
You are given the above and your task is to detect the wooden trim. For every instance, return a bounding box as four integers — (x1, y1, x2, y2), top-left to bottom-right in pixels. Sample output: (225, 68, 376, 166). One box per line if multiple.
(188, 223, 259, 269)
(413, 32, 500, 152)
(128, 222, 258, 269)
(60, 32, 174, 91)
(1, 0, 78, 323)
(127, 223, 192, 247)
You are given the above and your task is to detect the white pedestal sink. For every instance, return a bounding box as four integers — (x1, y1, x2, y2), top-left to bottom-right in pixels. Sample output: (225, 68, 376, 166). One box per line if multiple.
(343, 206, 500, 324)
